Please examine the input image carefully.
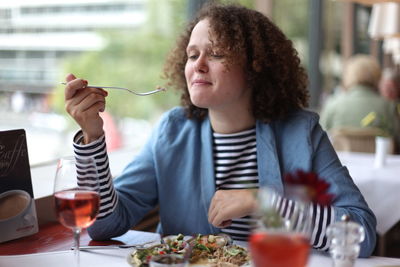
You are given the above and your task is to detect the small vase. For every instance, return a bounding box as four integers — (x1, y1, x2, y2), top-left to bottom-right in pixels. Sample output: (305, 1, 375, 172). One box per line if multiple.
(374, 136, 391, 168)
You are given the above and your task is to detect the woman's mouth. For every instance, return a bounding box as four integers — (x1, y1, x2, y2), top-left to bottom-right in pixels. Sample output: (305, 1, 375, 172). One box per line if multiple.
(192, 79, 212, 86)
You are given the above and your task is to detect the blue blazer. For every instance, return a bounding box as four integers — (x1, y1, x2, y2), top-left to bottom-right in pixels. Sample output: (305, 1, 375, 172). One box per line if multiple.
(88, 107, 376, 257)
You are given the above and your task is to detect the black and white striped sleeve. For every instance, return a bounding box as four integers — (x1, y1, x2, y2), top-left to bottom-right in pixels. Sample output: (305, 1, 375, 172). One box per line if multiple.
(274, 194, 335, 251)
(73, 131, 118, 219)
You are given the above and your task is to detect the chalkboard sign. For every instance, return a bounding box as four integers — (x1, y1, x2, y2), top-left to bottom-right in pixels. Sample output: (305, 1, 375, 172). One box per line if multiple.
(0, 129, 38, 243)
(0, 129, 34, 197)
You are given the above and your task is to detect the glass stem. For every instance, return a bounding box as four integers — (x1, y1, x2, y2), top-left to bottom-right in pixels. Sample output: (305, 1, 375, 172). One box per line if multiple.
(73, 228, 81, 267)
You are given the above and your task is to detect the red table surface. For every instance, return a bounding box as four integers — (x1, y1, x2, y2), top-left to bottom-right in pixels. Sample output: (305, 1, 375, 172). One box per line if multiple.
(0, 222, 129, 255)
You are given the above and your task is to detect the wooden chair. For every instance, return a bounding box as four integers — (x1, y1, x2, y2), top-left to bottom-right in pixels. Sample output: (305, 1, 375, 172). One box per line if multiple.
(132, 206, 159, 232)
(329, 127, 395, 154)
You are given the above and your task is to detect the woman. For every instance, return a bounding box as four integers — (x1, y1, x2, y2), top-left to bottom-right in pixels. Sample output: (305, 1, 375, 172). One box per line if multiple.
(64, 3, 376, 257)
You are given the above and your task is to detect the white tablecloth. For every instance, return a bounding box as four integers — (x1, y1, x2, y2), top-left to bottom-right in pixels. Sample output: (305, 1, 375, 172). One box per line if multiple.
(1, 230, 400, 267)
(337, 151, 400, 235)
(2, 228, 400, 267)
(1, 249, 400, 267)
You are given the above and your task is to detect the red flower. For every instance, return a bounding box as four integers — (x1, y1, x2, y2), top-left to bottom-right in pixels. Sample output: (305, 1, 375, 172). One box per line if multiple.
(283, 170, 334, 206)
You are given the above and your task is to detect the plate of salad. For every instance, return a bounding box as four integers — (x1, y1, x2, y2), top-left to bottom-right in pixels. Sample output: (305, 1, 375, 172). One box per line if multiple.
(127, 234, 250, 267)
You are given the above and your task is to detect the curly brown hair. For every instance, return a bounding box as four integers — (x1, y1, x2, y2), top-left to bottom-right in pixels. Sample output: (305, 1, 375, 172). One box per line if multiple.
(163, 2, 309, 122)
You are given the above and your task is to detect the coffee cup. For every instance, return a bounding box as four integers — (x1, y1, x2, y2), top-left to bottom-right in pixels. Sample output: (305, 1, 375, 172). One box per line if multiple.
(0, 190, 38, 243)
(0, 190, 31, 220)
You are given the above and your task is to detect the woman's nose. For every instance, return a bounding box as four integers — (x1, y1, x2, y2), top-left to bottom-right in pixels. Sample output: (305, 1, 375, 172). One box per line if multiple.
(194, 55, 208, 73)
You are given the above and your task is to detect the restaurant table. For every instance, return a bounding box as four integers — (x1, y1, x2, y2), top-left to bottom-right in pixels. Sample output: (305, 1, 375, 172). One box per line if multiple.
(2, 222, 400, 267)
(337, 151, 400, 236)
(337, 151, 400, 256)
(3, 247, 400, 267)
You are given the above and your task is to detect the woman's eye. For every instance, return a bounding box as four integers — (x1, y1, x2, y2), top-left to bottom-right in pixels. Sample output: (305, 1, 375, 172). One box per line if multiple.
(187, 54, 198, 60)
(210, 53, 224, 59)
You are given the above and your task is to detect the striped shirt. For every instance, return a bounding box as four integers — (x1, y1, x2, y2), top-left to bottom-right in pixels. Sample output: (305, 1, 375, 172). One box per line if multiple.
(73, 129, 335, 250)
(73, 133, 118, 219)
(213, 128, 259, 241)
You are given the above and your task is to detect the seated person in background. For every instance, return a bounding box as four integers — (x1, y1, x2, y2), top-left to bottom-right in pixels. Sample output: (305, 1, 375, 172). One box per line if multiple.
(379, 68, 400, 152)
(63, 3, 376, 257)
(379, 68, 400, 102)
(320, 54, 395, 137)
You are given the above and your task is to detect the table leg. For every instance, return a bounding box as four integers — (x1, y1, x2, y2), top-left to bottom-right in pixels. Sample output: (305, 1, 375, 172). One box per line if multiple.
(378, 234, 386, 256)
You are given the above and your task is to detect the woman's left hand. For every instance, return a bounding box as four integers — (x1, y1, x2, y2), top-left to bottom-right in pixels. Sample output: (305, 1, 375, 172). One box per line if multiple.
(208, 189, 258, 228)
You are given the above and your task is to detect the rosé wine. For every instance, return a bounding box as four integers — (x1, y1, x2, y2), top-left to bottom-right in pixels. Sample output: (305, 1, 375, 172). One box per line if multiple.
(55, 190, 99, 229)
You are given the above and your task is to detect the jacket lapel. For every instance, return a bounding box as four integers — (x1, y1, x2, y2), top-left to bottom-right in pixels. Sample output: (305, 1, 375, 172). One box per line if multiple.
(200, 117, 219, 233)
(256, 121, 284, 195)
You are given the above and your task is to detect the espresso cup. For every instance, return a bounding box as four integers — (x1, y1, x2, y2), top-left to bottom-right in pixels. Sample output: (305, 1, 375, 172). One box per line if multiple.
(0, 189, 39, 243)
(0, 190, 31, 220)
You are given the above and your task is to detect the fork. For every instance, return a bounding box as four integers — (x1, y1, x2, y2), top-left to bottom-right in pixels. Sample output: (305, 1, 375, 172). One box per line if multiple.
(76, 240, 158, 250)
(60, 82, 166, 96)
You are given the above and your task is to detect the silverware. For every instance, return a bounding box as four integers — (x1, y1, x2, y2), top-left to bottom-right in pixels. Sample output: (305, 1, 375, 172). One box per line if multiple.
(75, 240, 157, 250)
(60, 82, 166, 96)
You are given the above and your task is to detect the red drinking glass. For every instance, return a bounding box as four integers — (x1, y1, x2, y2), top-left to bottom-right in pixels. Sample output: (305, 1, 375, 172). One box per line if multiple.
(249, 187, 312, 267)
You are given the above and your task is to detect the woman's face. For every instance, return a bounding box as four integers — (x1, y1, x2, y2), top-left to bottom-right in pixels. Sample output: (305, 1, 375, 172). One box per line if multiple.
(184, 19, 250, 113)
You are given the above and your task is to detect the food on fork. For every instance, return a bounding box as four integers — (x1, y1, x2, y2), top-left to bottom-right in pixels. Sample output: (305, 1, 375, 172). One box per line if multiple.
(156, 85, 167, 92)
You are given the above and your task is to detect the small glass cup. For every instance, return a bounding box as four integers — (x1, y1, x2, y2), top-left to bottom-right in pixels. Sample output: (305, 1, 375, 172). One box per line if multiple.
(249, 186, 312, 267)
(149, 254, 188, 267)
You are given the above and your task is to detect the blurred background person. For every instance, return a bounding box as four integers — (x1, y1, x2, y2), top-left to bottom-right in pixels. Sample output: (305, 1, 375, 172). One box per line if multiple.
(379, 68, 400, 153)
(379, 68, 400, 102)
(319, 54, 395, 138)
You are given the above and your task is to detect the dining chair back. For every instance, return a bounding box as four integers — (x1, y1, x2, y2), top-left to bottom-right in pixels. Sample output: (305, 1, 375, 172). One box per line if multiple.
(329, 127, 395, 154)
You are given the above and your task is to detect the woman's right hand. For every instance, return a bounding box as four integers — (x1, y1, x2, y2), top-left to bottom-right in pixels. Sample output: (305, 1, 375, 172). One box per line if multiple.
(208, 189, 258, 228)
(64, 73, 108, 144)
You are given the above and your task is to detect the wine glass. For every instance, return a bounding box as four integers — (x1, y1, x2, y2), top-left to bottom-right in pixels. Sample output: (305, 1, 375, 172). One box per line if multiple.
(53, 156, 100, 267)
(249, 186, 312, 267)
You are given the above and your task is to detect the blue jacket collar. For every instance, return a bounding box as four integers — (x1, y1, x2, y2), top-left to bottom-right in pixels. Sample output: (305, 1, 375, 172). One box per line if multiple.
(200, 117, 218, 232)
